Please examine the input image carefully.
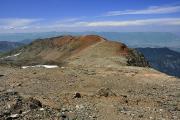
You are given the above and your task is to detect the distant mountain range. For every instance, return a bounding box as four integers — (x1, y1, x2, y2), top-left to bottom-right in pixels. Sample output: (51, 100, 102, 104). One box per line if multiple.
(0, 32, 180, 49)
(169, 48, 180, 52)
(0, 41, 24, 52)
(137, 47, 180, 78)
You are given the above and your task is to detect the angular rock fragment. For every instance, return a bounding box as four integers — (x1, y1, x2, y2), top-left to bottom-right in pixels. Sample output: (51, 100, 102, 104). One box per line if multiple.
(96, 87, 116, 97)
(73, 92, 81, 98)
(28, 97, 42, 109)
(0, 74, 4, 77)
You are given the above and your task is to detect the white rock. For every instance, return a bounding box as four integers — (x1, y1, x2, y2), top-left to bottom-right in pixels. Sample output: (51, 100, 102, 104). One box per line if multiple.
(10, 114, 19, 118)
(39, 108, 45, 111)
(76, 104, 84, 110)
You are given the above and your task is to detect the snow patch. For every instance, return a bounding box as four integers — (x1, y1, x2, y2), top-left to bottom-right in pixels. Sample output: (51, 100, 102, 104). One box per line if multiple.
(1, 52, 21, 60)
(6, 52, 21, 58)
(13, 53, 21, 57)
(22, 65, 59, 69)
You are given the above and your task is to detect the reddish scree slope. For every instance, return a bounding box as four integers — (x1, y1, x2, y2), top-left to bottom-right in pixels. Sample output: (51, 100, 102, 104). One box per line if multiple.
(27, 35, 130, 57)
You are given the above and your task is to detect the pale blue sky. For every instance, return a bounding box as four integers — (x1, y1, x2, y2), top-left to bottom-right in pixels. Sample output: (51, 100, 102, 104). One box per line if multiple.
(0, 0, 180, 33)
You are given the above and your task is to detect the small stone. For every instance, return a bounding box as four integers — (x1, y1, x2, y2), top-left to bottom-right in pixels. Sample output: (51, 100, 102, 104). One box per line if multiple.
(3, 110, 11, 116)
(6, 117, 12, 120)
(0, 87, 5, 92)
(17, 83, 22, 87)
(22, 110, 30, 115)
(66, 112, 77, 120)
(119, 107, 128, 113)
(76, 104, 84, 110)
(96, 87, 116, 97)
(60, 113, 69, 120)
(61, 108, 69, 112)
(56, 112, 61, 117)
(10, 114, 20, 118)
(6, 89, 15, 93)
(153, 87, 157, 90)
(125, 100, 128, 104)
(0, 74, 4, 77)
(10, 83, 22, 88)
(138, 114, 143, 118)
(121, 95, 127, 98)
(61, 67, 65, 69)
(28, 97, 42, 109)
(150, 116, 153, 119)
(39, 108, 45, 111)
(73, 92, 81, 98)
(6, 114, 20, 120)
(19, 110, 22, 114)
(173, 106, 180, 111)
(90, 114, 97, 119)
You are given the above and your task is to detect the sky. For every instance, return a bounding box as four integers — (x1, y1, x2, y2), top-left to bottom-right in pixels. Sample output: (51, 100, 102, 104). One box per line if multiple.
(0, 0, 180, 33)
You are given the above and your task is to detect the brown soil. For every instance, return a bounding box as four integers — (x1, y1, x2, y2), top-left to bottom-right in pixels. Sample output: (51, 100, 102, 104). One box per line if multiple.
(0, 65, 179, 120)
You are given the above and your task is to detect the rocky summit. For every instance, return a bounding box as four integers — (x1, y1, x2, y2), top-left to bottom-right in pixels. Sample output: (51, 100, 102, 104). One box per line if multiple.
(0, 35, 149, 67)
(0, 35, 179, 120)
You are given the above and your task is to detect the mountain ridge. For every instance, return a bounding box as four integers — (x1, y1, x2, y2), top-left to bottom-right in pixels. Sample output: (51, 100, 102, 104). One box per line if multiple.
(0, 35, 149, 68)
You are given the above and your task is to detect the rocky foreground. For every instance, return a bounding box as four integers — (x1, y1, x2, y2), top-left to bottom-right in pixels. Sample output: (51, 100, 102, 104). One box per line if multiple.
(0, 65, 179, 120)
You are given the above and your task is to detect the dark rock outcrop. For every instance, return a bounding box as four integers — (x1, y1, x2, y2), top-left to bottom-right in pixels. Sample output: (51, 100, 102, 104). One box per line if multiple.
(127, 49, 150, 67)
